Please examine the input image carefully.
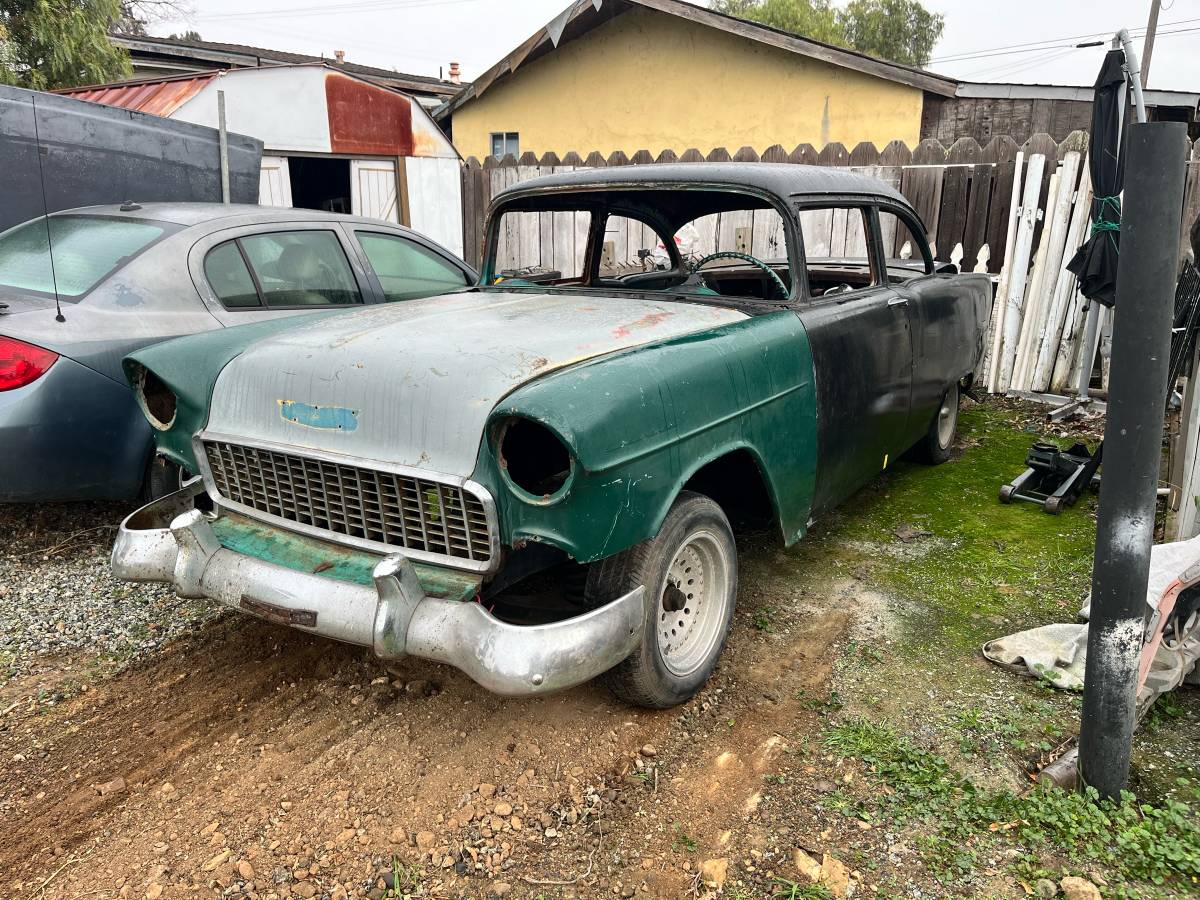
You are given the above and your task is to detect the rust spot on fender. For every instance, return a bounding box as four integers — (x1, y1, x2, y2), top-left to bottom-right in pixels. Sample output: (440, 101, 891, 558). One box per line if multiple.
(613, 310, 674, 338)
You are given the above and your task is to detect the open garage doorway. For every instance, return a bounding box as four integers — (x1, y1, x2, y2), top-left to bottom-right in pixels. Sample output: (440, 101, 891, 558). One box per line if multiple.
(288, 156, 351, 214)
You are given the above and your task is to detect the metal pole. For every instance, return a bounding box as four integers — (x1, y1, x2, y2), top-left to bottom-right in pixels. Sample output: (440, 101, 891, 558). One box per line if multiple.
(1077, 122, 1187, 799)
(1117, 29, 1148, 125)
(1141, 0, 1161, 87)
(217, 89, 230, 204)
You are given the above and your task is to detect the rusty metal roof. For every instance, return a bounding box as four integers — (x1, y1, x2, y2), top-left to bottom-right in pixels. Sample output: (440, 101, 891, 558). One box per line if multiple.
(61, 73, 217, 117)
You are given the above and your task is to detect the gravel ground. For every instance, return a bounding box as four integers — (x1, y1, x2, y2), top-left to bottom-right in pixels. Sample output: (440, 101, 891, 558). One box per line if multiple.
(0, 501, 218, 685)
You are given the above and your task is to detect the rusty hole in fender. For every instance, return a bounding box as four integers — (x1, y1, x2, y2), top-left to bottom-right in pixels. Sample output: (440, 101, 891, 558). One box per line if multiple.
(497, 416, 572, 500)
(138, 366, 177, 430)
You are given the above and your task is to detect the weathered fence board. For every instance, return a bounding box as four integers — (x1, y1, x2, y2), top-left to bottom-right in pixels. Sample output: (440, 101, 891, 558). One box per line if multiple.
(458, 132, 1133, 276)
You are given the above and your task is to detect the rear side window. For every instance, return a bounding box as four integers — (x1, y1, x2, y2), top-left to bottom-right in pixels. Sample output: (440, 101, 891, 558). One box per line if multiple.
(356, 231, 469, 302)
(204, 230, 363, 309)
(203, 242, 260, 308)
(797, 206, 879, 298)
(0, 215, 171, 299)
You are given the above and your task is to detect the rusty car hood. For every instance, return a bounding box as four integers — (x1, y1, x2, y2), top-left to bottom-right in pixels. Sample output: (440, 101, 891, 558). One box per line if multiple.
(204, 290, 747, 476)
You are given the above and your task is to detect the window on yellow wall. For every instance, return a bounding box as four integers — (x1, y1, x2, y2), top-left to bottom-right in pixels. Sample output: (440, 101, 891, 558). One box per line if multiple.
(490, 132, 520, 159)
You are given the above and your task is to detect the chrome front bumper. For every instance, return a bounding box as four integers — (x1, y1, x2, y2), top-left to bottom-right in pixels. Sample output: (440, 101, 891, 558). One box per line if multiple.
(112, 483, 646, 696)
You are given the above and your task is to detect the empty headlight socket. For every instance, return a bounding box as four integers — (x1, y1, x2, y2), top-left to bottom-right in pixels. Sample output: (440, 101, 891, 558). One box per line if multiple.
(494, 416, 574, 504)
(135, 365, 178, 431)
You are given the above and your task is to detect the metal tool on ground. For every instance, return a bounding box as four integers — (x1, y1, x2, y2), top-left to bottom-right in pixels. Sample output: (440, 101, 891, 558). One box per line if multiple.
(999, 441, 1102, 514)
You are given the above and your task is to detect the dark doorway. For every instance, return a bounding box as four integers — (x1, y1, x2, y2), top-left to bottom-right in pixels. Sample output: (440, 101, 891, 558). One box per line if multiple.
(288, 157, 351, 213)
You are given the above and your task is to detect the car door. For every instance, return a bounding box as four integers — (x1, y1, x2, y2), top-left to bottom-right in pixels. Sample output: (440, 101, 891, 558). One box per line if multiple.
(189, 221, 377, 328)
(794, 203, 914, 514)
(878, 205, 971, 448)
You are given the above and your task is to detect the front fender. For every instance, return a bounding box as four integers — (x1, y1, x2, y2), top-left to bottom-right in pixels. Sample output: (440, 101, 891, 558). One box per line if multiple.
(472, 311, 818, 562)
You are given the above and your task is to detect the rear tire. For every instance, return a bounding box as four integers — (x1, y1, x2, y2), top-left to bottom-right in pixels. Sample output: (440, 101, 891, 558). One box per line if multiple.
(915, 382, 959, 465)
(584, 491, 738, 709)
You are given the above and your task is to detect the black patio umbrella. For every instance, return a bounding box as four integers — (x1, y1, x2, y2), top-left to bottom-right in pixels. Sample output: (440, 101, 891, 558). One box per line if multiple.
(1066, 49, 1129, 307)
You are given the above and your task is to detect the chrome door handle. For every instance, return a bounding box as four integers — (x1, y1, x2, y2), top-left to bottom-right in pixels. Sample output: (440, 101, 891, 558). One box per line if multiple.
(888, 296, 909, 306)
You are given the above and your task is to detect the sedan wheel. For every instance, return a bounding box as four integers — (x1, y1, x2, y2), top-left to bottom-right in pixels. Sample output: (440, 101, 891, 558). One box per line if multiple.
(659, 529, 734, 678)
(916, 382, 959, 464)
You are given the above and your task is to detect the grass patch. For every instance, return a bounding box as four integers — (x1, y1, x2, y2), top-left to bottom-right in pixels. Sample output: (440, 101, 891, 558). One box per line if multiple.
(825, 718, 1200, 894)
(825, 404, 1096, 652)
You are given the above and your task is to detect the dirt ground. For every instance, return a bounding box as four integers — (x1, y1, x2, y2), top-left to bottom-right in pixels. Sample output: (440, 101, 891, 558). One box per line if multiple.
(0, 541, 851, 900)
(2, 400, 1198, 900)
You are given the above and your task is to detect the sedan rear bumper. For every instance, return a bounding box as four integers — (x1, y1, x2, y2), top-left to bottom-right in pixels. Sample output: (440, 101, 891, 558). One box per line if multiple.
(112, 484, 646, 696)
(0, 355, 151, 501)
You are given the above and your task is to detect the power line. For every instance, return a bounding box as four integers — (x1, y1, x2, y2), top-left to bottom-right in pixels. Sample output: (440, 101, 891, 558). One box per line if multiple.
(930, 16, 1200, 64)
(199, 0, 484, 22)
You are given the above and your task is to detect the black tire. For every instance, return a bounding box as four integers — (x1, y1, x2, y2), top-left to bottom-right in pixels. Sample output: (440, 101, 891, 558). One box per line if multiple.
(915, 382, 959, 465)
(584, 491, 738, 709)
(139, 455, 183, 504)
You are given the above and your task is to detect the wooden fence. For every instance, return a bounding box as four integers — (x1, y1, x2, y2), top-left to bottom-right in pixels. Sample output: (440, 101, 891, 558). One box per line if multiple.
(461, 133, 1200, 277)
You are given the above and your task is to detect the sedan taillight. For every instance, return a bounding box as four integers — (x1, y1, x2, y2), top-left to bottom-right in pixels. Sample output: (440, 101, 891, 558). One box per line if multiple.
(0, 336, 59, 391)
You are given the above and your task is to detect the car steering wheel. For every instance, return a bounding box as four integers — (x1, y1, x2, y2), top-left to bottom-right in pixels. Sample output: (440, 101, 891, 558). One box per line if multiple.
(690, 251, 789, 301)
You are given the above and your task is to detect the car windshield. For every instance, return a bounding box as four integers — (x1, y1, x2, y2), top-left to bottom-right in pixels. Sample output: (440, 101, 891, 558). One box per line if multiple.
(0, 214, 175, 300)
(485, 188, 793, 305)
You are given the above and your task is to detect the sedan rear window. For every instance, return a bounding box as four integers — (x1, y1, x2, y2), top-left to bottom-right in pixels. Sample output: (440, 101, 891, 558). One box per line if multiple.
(0, 215, 172, 299)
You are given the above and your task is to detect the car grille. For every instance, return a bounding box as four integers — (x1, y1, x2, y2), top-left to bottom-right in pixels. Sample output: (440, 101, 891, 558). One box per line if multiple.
(203, 440, 493, 566)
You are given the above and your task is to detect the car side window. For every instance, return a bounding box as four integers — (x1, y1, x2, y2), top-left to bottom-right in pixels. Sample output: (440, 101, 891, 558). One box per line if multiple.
(596, 214, 669, 277)
(206, 231, 362, 309)
(797, 206, 879, 300)
(204, 241, 261, 308)
(878, 209, 933, 278)
(355, 231, 469, 302)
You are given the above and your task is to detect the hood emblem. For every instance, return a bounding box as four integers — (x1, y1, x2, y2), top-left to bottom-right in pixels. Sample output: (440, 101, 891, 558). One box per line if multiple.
(279, 400, 359, 432)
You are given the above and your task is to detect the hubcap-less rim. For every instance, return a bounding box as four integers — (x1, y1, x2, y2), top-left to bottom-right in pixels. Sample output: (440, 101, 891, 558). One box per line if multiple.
(659, 529, 733, 677)
(937, 385, 958, 449)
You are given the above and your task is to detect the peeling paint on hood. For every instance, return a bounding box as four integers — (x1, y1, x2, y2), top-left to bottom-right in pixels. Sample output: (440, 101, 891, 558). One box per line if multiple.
(206, 290, 747, 476)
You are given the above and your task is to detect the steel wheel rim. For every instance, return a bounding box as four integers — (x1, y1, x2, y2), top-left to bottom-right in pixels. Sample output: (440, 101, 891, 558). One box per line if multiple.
(937, 385, 958, 449)
(658, 529, 733, 677)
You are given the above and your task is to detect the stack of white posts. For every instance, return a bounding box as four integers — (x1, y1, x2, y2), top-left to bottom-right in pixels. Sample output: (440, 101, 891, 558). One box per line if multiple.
(980, 149, 1111, 395)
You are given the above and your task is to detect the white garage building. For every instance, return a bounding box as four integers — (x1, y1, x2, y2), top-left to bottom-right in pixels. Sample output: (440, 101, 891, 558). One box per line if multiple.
(64, 64, 464, 255)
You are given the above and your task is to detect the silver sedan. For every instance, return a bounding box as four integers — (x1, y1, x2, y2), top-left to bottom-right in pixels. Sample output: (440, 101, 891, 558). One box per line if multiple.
(0, 203, 477, 502)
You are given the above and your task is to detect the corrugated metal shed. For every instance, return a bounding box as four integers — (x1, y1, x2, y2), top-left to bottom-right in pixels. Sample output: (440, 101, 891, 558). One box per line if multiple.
(64, 73, 217, 117)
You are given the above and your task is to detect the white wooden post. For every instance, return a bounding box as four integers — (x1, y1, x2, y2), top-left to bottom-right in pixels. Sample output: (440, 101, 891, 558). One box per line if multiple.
(997, 153, 1046, 393)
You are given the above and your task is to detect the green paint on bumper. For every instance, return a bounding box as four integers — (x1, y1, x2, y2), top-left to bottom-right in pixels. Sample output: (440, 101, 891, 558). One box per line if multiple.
(210, 512, 482, 602)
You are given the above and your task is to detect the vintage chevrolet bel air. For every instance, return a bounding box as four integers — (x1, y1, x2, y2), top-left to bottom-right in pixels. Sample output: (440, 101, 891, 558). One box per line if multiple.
(112, 164, 989, 708)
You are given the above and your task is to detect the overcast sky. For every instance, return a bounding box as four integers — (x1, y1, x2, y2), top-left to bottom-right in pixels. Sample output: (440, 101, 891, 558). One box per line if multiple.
(153, 0, 1196, 92)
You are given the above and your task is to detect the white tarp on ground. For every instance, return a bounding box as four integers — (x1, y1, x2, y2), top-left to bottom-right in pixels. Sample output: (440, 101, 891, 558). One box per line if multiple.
(983, 534, 1200, 710)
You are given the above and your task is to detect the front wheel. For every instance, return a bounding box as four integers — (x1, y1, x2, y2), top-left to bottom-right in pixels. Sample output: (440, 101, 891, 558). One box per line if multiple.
(915, 382, 959, 465)
(584, 492, 738, 709)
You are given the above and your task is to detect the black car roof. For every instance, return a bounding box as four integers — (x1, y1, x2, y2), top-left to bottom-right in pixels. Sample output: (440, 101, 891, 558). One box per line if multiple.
(494, 162, 913, 211)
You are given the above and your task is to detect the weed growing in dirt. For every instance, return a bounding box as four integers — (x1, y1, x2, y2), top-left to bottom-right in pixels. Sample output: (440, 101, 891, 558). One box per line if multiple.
(671, 822, 698, 853)
(753, 606, 776, 632)
(825, 718, 1200, 893)
(385, 856, 424, 897)
(771, 877, 835, 899)
(795, 689, 844, 715)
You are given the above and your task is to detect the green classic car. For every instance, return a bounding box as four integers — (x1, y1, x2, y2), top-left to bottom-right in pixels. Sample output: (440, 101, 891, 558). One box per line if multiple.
(113, 164, 989, 708)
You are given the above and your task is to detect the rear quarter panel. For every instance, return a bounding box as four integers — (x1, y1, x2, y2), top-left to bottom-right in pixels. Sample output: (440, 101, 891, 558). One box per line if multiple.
(901, 271, 990, 413)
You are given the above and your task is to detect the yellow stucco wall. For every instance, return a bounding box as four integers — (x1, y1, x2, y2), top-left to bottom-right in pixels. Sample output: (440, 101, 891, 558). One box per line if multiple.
(452, 7, 925, 160)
